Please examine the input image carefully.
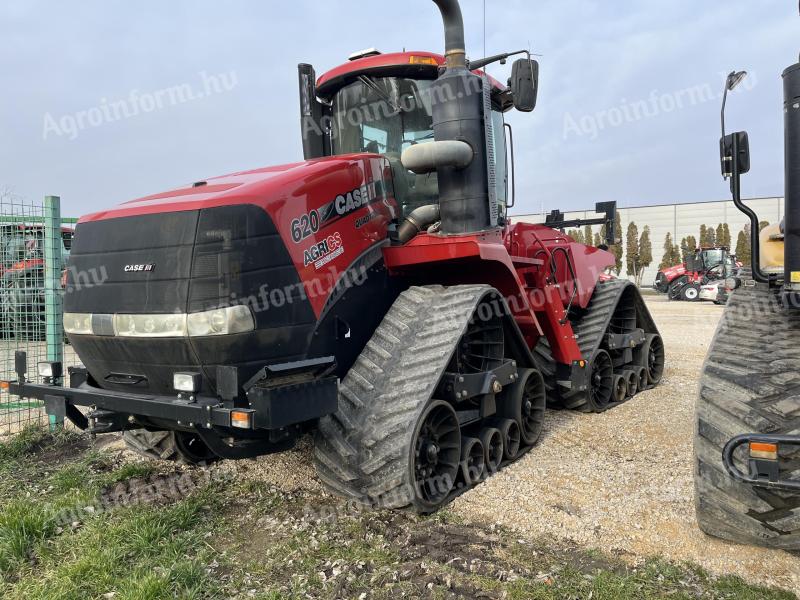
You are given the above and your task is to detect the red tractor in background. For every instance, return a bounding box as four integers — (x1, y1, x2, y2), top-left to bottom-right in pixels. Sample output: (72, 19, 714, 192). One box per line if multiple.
(10, 0, 665, 513)
(654, 246, 739, 301)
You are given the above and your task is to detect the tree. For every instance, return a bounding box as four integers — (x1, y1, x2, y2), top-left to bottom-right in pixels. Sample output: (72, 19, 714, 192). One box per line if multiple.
(684, 235, 697, 263)
(637, 226, 653, 287)
(736, 228, 751, 266)
(567, 229, 583, 244)
(583, 225, 593, 247)
(716, 223, 725, 247)
(706, 224, 716, 247)
(672, 244, 681, 267)
(625, 222, 639, 281)
(699, 225, 707, 246)
(759, 220, 770, 232)
(722, 223, 731, 248)
(660, 232, 677, 269)
(594, 232, 602, 247)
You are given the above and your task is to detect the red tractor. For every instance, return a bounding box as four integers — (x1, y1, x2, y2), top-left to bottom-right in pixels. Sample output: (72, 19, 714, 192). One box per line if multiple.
(11, 0, 664, 512)
(654, 246, 739, 301)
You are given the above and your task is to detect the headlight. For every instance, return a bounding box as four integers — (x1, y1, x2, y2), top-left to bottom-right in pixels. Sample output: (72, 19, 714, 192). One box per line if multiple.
(187, 305, 254, 337)
(64, 306, 255, 338)
(64, 313, 93, 334)
(114, 313, 187, 337)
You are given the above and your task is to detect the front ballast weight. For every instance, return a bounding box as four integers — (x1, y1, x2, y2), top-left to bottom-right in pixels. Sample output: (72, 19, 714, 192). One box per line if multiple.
(8, 351, 340, 460)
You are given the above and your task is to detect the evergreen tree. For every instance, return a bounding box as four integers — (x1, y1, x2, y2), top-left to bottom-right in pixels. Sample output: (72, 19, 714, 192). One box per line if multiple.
(759, 220, 770, 232)
(625, 222, 639, 280)
(716, 223, 725, 247)
(707, 224, 716, 247)
(637, 226, 653, 287)
(722, 223, 731, 248)
(684, 235, 697, 262)
(735, 229, 751, 266)
(660, 233, 675, 269)
(699, 225, 707, 246)
(584, 225, 593, 246)
(594, 232, 602, 247)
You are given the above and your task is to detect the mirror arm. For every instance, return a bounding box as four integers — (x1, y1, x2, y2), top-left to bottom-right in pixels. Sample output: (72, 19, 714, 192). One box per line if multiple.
(729, 134, 771, 283)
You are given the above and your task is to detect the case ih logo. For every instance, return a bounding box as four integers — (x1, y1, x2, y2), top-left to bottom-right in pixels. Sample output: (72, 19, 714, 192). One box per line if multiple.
(303, 233, 344, 270)
(124, 263, 155, 273)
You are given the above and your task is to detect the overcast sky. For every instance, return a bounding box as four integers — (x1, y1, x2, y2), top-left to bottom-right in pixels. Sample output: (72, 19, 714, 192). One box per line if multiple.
(1, 1, 797, 218)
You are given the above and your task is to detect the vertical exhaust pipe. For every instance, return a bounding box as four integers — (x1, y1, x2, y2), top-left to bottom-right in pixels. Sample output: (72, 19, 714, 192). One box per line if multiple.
(431, 0, 467, 69)
(783, 62, 800, 297)
(425, 0, 495, 235)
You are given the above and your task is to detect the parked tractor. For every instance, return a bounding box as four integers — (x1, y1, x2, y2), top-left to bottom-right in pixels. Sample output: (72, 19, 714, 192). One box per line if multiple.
(9, 0, 664, 513)
(654, 246, 738, 301)
(694, 38, 800, 547)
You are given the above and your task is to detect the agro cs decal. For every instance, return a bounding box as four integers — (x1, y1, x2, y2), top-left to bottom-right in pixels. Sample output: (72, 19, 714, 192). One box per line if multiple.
(303, 232, 344, 270)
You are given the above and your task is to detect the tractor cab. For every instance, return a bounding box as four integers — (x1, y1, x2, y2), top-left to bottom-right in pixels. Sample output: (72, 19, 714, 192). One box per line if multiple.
(299, 51, 514, 218)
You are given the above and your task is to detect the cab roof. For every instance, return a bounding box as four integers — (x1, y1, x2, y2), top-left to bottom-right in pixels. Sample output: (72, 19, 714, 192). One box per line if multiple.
(316, 51, 509, 100)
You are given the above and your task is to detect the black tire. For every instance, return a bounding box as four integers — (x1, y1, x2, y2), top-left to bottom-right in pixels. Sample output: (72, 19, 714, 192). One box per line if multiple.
(634, 333, 665, 385)
(668, 276, 688, 301)
(622, 370, 638, 398)
(586, 349, 614, 412)
(492, 418, 521, 460)
(460, 437, 485, 485)
(612, 374, 627, 403)
(497, 368, 546, 446)
(480, 427, 504, 474)
(680, 283, 701, 302)
(122, 430, 218, 466)
(695, 281, 800, 549)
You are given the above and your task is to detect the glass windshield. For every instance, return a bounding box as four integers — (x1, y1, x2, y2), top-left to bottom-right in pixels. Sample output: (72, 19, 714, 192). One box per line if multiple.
(330, 76, 507, 217)
(703, 249, 724, 267)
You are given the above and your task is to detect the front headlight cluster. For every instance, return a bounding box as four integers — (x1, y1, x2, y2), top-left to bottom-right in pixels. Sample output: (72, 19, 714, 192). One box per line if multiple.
(64, 305, 255, 338)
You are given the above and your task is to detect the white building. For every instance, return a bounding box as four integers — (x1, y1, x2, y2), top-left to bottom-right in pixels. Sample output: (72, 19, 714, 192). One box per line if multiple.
(512, 196, 783, 287)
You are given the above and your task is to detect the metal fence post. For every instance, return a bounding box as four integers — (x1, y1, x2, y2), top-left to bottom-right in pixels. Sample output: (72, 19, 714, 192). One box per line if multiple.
(44, 195, 64, 428)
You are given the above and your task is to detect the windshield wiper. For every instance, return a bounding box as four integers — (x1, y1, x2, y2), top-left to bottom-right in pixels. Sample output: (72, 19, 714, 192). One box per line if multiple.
(358, 76, 401, 113)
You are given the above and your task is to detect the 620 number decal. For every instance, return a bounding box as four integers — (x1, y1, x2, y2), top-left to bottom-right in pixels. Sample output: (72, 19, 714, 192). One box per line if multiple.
(291, 210, 320, 243)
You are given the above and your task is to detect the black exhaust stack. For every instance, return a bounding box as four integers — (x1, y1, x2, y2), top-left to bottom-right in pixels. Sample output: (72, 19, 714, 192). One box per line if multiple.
(429, 0, 496, 234)
(783, 62, 800, 296)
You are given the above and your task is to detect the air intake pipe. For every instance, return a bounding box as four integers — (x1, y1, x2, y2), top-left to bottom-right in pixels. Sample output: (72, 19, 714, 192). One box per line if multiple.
(423, 0, 495, 235)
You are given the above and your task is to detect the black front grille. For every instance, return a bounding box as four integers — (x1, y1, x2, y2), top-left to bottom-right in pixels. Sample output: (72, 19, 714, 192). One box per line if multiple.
(65, 204, 317, 395)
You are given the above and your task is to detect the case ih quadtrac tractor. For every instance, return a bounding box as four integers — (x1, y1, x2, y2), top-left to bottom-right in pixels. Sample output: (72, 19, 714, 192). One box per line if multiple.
(694, 35, 800, 547)
(11, 0, 664, 512)
(654, 246, 738, 301)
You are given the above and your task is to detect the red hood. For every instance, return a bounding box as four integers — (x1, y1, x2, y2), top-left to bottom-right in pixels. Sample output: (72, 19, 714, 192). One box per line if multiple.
(80, 154, 382, 223)
(660, 264, 687, 279)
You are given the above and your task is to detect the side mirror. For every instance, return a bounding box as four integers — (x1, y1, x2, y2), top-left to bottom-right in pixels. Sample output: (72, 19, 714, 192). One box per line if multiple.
(509, 58, 538, 112)
(720, 131, 750, 177)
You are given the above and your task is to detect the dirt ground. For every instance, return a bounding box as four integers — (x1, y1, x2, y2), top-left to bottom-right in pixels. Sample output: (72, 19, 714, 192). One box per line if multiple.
(232, 295, 800, 593)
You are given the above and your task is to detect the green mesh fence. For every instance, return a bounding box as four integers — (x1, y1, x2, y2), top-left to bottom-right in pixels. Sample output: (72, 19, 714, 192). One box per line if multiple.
(0, 192, 78, 438)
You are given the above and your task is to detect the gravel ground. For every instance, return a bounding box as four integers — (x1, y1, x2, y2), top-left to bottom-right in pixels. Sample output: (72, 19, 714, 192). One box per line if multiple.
(233, 295, 800, 593)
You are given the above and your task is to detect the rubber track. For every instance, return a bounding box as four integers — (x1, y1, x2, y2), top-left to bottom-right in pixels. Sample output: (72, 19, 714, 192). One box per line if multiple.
(313, 285, 497, 511)
(533, 279, 637, 412)
(694, 281, 800, 549)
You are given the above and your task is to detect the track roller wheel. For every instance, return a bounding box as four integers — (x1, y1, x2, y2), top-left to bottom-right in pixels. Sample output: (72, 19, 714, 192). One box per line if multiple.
(635, 333, 665, 385)
(622, 370, 638, 397)
(492, 419, 521, 460)
(497, 368, 546, 445)
(480, 427, 503, 474)
(412, 400, 461, 510)
(588, 349, 614, 411)
(635, 366, 649, 392)
(612, 374, 627, 403)
(459, 437, 485, 485)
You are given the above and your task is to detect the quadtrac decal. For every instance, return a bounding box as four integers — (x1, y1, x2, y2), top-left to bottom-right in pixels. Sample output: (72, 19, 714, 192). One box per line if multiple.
(290, 180, 387, 244)
(303, 232, 344, 271)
